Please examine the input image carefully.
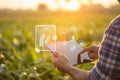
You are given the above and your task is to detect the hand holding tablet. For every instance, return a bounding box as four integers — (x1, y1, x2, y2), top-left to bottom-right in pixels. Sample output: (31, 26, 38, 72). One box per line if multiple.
(35, 25, 93, 65)
(46, 40, 93, 65)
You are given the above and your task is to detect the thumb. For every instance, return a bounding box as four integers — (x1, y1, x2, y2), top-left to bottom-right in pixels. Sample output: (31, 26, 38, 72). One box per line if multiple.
(54, 52, 60, 58)
(79, 48, 89, 54)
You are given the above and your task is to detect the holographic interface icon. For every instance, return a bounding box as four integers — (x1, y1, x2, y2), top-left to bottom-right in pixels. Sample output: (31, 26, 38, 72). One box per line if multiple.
(35, 25, 56, 53)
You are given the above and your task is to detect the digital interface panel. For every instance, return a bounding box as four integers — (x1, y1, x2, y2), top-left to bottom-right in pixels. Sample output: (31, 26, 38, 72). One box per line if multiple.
(35, 25, 56, 53)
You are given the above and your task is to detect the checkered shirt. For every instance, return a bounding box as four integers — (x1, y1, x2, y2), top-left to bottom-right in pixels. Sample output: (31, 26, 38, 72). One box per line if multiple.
(88, 15, 120, 80)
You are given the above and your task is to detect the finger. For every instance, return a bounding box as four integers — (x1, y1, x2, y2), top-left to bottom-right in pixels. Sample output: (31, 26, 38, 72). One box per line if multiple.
(79, 48, 89, 54)
(49, 50, 59, 58)
(50, 51, 57, 58)
(54, 52, 60, 58)
(79, 49, 86, 54)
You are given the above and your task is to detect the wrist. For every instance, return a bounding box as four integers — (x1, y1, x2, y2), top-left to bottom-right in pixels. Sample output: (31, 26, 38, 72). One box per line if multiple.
(66, 66, 89, 80)
(64, 64, 73, 73)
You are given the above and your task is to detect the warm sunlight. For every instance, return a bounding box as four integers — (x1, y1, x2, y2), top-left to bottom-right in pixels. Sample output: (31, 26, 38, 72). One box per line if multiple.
(0, 0, 118, 11)
(0, 0, 120, 79)
(59, 0, 80, 11)
(0, 0, 41, 10)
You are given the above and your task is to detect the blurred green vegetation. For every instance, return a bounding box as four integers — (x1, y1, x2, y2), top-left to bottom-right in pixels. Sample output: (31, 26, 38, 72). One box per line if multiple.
(0, 10, 119, 80)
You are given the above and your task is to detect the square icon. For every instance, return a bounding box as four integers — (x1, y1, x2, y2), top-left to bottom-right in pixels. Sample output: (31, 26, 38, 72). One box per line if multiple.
(35, 25, 56, 53)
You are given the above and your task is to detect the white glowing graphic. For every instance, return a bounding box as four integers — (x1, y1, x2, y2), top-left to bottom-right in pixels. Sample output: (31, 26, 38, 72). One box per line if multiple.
(52, 35, 57, 41)
(39, 34, 50, 47)
(35, 25, 56, 52)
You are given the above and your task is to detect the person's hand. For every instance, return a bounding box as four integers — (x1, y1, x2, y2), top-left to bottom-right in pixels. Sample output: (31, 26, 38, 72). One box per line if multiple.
(51, 52, 89, 80)
(79, 46, 99, 59)
(51, 52, 72, 73)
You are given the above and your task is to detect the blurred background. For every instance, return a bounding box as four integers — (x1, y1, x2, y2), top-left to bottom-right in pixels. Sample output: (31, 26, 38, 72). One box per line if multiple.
(0, 0, 120, 80)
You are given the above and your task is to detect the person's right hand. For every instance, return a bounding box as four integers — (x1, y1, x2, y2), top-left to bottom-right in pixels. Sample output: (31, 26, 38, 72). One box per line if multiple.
(79, 46, 99, 59)
(51, 52, 72, 73)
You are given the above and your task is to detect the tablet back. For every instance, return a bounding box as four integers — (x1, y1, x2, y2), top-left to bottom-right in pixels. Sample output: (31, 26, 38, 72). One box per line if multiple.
(46, 41, 82, 65)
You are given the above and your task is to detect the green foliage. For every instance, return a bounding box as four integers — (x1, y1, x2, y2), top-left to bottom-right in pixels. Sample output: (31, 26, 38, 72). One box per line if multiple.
(0, 11, 119, 80)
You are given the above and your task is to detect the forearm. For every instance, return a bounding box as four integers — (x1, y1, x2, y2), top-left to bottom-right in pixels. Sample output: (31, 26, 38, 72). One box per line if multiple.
(67, 66, 89, 80)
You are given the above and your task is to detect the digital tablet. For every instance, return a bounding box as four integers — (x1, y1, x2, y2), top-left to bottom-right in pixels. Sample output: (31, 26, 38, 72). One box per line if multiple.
(46, 41, 92, 65)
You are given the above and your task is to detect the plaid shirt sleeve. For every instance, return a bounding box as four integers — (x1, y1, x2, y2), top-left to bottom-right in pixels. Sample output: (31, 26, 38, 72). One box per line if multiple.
(88, 15, 120, 80)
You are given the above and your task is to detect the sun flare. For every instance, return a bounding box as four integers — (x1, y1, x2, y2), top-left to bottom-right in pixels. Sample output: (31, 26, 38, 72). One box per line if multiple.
(59, 0, 80, 11)
(0, 0, 118, 11)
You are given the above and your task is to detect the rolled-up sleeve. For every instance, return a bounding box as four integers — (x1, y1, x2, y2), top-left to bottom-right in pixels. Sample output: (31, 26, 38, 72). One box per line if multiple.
(88, 16, 120, 80)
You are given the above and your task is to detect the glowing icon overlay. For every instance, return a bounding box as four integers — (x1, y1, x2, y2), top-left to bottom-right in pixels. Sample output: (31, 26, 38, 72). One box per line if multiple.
(35, 25, 56, 52)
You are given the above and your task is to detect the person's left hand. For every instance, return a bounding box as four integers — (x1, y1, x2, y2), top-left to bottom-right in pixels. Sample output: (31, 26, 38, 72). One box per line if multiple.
(51, 52, 72, 73)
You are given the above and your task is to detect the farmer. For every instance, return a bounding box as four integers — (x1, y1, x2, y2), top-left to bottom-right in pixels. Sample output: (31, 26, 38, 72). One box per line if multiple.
(51, 0, 120, 80)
